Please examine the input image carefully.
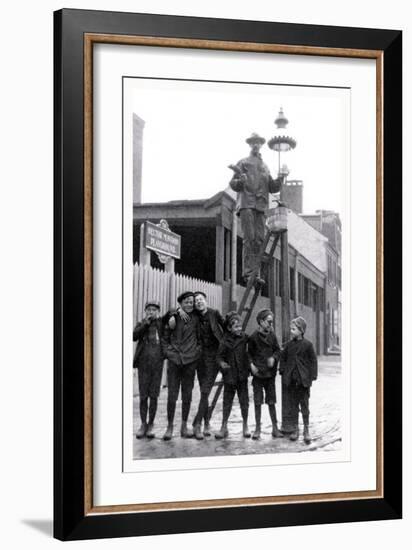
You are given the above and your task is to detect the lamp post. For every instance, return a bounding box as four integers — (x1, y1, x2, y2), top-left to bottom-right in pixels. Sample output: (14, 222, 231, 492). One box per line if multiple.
(267, 108, 300, 435)
(268, 108, 297, 344)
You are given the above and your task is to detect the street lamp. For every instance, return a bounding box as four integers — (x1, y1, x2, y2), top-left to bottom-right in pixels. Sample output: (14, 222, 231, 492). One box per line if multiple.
(268, 107, 297, 179)
(266, 109, 296, 232)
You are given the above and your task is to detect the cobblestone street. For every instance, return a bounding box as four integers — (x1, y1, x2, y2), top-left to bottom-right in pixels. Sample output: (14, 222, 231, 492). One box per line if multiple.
(133, 356, 342, 460)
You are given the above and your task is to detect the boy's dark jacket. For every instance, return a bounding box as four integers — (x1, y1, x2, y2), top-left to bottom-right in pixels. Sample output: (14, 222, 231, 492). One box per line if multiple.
(162, 312, 202, 366)
(279, 337, 318, 387)
(248, 330, 281, 378)
(216, 332, 250, 385)
(132, 318, 166, 368)
(196, 308, 225, 346)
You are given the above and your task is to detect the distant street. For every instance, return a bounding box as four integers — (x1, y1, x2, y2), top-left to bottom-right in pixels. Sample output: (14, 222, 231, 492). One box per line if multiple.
(133, 356, 342, 460)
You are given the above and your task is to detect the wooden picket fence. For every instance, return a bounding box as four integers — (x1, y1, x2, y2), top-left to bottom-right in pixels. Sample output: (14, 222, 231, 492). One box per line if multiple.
(133, 263, 222, 323)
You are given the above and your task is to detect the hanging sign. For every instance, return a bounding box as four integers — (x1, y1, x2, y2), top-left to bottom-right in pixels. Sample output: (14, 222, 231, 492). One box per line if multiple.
(144, 220, 181, 261)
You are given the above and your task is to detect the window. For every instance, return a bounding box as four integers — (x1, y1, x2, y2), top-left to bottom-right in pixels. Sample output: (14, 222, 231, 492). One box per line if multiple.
(298, 272, 303, 304)
(327, 253, 339, 288)
(236, 236, 243, 285)
(317, 287, 324, 312)
(303, 277, 310, 307)
(224, 228, 231, 282)
(312, 284, 318, 311)
(290, 267, 295, 301)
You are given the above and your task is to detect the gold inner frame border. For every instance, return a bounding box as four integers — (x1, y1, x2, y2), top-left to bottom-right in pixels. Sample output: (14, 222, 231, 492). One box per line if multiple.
(83, 33, 384, 515)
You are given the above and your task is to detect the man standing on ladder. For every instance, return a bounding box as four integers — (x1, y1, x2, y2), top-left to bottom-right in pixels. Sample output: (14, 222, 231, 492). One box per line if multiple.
(229, 133, 284, 286)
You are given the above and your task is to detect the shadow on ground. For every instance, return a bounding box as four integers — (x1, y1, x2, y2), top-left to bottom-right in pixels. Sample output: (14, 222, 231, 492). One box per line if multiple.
(21, 519, 53, 537)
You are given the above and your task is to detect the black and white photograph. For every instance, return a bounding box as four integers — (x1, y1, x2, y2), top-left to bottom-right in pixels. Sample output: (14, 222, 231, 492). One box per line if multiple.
(0, 0, 405, 545)
(126, 76, 347, 464)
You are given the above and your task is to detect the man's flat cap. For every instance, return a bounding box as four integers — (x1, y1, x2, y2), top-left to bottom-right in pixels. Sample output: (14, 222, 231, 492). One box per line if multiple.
(177, 291, 194, 303)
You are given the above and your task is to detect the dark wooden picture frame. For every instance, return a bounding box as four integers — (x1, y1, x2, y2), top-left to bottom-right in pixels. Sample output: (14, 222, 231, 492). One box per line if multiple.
(54, 8, 402, 541)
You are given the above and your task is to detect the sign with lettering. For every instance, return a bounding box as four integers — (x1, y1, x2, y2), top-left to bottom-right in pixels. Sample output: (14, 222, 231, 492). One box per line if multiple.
(144, 221, 181, 259)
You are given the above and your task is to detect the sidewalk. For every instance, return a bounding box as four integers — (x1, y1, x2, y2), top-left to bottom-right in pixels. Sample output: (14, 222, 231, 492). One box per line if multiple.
(133, 356, 342, 460)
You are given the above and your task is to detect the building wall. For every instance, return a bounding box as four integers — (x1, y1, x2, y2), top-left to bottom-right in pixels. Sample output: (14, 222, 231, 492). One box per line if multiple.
(286, 210, 328, 273)
(296, 302, 325, 354)
(325, 243, 341, 352)
(325, 283, 340, 351)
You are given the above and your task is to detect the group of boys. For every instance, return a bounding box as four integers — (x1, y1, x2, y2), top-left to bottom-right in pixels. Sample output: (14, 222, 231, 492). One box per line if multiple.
(133, 290, 318, 444)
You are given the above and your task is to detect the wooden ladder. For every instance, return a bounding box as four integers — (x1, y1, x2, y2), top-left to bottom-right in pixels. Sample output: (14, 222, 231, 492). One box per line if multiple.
(207, 229, 282, 420)
(237, 230, 281, 329)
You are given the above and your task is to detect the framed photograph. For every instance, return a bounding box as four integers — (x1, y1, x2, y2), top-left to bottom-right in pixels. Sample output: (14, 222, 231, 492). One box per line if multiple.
(54, 9, 402, 541)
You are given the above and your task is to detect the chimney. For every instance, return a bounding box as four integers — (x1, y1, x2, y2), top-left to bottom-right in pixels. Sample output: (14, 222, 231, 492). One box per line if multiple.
(281, 179, 303, 214)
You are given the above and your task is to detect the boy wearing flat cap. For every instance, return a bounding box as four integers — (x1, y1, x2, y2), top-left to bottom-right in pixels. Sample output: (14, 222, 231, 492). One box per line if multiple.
(191, 291, 225, 439)
(279, 316, 318, 444)
(215, 312, 251, 439)
(162, 291, 202, 440)
(248, 309, 283, 440)
(133, 300, 166, 439)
